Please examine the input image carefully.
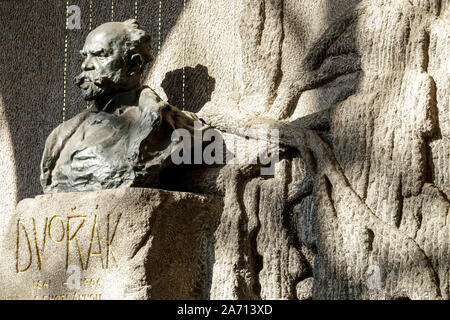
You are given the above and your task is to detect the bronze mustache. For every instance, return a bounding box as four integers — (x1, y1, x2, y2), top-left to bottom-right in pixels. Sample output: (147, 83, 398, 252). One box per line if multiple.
(74, 72, 107, 87)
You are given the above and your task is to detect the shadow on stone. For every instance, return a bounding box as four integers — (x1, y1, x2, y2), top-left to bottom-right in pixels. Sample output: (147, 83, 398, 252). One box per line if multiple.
(161, 64, 216, 113)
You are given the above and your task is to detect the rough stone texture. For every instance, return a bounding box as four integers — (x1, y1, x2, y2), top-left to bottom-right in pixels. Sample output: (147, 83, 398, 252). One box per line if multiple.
(0, 0, 449, 300)
(0, 188, 221, 300)
(194, 0, 449, 300)
(0, 1, 65, 243)
(0, 117, 17, 246)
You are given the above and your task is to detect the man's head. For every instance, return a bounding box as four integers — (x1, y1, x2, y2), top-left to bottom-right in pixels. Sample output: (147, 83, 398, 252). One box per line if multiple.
(75, 19, 152, 105)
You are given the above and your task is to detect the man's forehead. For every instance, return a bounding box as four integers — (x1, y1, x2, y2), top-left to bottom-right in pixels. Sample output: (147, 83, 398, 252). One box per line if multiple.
(83, 23, 127, 50)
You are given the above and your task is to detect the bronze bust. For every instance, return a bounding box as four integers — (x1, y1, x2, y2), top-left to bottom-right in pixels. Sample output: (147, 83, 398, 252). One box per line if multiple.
(40, 19, 198, 193)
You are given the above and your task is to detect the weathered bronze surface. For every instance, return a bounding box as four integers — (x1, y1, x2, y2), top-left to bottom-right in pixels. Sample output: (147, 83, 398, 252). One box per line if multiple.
(40, 20, 198, 193)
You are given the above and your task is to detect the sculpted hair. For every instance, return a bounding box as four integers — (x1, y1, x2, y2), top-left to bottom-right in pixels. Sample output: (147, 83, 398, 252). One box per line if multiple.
(122, 19, 154, 66)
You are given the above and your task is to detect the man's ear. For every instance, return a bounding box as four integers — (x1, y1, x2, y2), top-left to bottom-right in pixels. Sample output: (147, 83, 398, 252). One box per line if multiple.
(128, 53, 143, 76)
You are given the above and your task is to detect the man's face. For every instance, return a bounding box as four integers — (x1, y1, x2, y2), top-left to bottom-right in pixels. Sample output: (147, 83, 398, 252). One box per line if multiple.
(75, 23, 130, 102)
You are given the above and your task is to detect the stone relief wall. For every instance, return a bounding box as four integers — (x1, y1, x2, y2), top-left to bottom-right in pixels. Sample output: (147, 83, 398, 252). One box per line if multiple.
(0, 0, 448, 299)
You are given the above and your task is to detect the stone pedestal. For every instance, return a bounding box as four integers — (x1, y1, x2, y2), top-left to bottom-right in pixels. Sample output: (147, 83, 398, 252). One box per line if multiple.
(0, 188, 222, 300)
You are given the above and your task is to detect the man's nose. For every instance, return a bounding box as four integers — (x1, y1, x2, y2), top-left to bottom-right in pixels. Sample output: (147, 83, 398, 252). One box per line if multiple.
(81, 56, 95, 71)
